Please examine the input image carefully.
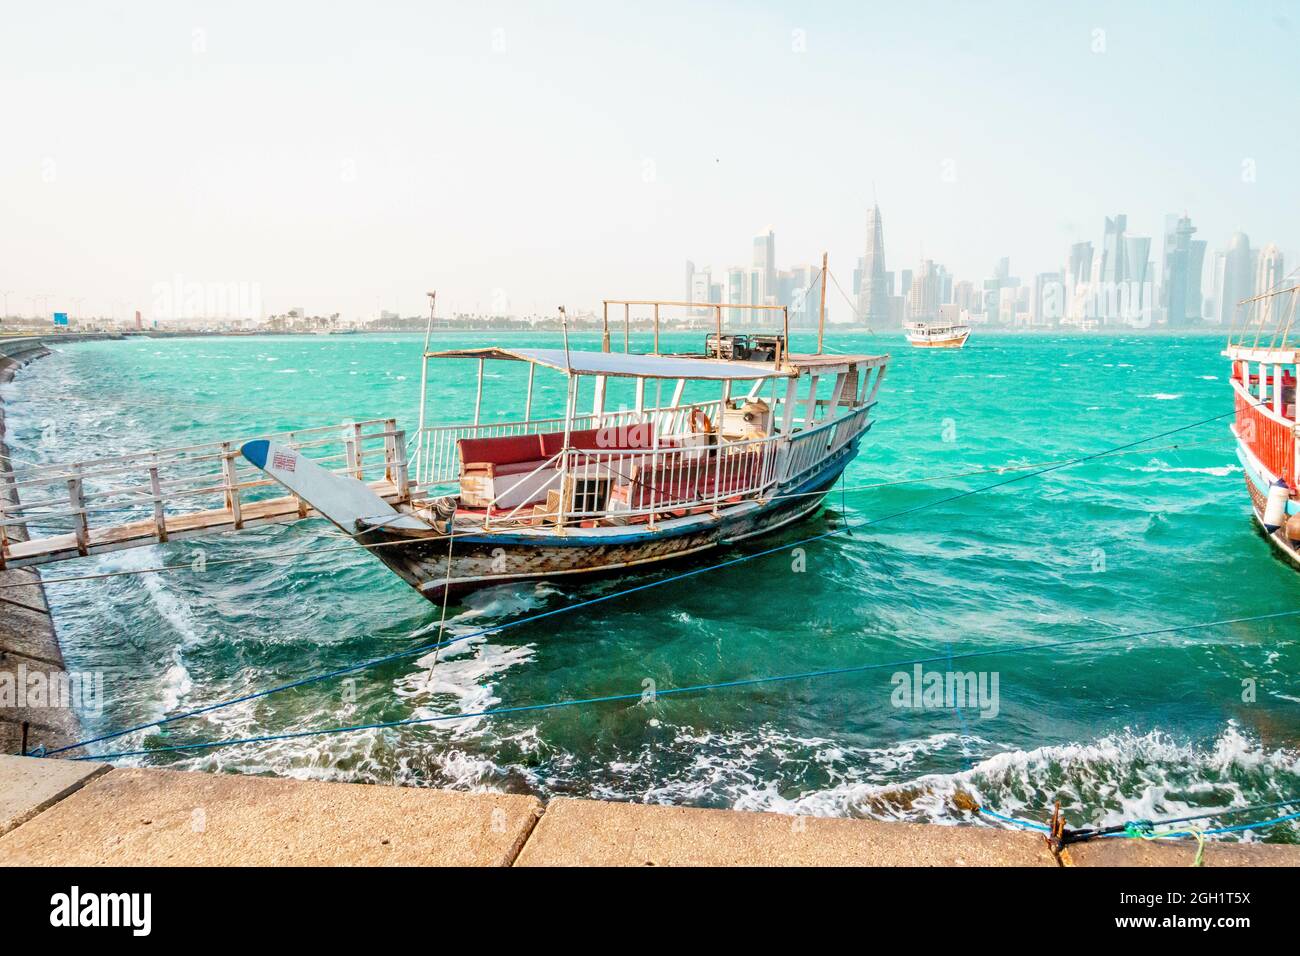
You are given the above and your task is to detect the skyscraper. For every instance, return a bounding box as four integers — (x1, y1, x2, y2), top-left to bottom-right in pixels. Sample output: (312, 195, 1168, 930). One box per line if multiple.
(788, 264, 820, 328)
(688, 264, 712, 314)
(1067, 241, 1094, 290)
(908, 259, 946, 319)
(1213, 231, 1254, 326)
(726, 267, 746, 324)
(1100, 214, 1128, 285)
(1160, 214, 1204, 327)
(1256, 243, 1286, 297)
(752, 229, 776, 304)
(1124, 234, 1152, 323)
(1255, 243, 1286, 327)
(1033, 272, 1064, 326)
(857, 204, 892, 327)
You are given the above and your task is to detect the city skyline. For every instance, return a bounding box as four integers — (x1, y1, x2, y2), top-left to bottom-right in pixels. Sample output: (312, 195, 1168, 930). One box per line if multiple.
(2, 3, 1297, 322)
(679, 204, 1291, 332)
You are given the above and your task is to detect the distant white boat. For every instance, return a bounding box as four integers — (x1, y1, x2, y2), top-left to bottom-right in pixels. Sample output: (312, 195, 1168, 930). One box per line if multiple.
(905, 321, 970, 349)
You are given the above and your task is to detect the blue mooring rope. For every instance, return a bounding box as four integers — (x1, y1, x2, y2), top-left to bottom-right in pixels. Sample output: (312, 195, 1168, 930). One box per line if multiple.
(68, 608, 1300, 761)
(977, 803, 1300, 841)
(41, 401, 1258, 759)
(33, 401, 1300, 842)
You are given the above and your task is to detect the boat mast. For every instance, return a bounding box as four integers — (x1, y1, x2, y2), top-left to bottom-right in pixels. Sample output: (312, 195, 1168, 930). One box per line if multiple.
(817, 251, 828, 354)
(557, 305, 575, 531)
(415, 290, 436, 484)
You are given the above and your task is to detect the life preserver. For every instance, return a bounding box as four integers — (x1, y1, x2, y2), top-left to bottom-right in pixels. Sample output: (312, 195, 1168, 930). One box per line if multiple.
(688, 408, 715, 434)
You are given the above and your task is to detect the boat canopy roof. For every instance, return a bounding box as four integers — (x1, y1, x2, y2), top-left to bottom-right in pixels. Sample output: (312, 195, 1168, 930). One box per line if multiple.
(425, 346, 794, 380)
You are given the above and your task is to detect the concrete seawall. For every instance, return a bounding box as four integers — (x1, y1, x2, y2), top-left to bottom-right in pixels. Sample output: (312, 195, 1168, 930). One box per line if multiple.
(2, 754, 1297, 866)
(0, 337, 81, 756)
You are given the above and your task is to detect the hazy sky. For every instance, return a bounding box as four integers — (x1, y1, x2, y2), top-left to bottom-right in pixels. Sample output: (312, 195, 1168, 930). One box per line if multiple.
(1, 1, 1296, 321)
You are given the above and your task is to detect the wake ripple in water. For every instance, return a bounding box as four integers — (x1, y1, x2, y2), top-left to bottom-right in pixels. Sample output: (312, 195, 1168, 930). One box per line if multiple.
(712, 722, 1300, 839)
(12, 334, 1300, 842)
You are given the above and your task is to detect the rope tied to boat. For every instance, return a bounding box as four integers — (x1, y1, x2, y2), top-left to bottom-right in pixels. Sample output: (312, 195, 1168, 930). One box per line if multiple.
(976, 796, 1300, 860)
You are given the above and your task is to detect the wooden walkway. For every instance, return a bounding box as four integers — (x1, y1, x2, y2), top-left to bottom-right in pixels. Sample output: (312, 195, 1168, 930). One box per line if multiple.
(1, 419, 411, 569)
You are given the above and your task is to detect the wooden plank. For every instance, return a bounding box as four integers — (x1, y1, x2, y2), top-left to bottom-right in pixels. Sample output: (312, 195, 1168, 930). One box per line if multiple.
(2, 481, 401, 568)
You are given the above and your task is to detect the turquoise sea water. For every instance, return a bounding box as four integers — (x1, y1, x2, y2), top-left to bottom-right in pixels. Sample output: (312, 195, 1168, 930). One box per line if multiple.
(7, 331, 1300, 838)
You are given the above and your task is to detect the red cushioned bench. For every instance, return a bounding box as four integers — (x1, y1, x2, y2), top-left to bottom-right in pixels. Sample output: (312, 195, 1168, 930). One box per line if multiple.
(456, 426, 684, 510)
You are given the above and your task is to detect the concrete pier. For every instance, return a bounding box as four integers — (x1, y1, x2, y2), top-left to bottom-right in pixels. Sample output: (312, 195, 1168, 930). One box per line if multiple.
(0, 338, 82, 756)
(2, 755, 1298, 866)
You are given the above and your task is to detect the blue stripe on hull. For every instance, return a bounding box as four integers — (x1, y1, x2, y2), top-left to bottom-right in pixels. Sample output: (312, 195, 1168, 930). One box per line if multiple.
(1236, 444, 1299, 516)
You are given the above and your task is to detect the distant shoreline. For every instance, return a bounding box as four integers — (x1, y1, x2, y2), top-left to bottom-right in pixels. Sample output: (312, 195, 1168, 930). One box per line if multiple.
(6, 326, 1235, 342)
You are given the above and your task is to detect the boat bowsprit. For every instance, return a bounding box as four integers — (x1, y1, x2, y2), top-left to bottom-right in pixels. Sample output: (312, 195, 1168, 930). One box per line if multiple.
(242, 301, 889, 602)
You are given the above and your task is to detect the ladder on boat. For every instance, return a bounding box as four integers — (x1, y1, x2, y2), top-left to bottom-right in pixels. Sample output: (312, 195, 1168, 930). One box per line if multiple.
(0, 419, 412, 569)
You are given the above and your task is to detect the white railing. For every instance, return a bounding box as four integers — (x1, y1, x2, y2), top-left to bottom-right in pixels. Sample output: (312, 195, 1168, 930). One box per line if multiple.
(482, 431, 781, 529)
(475, 399, 874, 529)
(413, 399, 724, 489)
(781, 405, 872, 484)
(0, 419, 408, 564)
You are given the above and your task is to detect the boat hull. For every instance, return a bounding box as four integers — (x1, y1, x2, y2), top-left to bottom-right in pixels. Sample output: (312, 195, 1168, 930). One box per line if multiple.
(906, 332, 969, 348)
(364, 443, 859, 603)
(1241, 470, 1300, 570)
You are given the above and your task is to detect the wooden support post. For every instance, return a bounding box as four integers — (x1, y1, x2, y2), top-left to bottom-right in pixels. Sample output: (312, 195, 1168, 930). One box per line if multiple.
(392, 430, 410, 501)
(221, 442, 243, 530)
(68, 467, 88, 556)
(670, 378, 686, 408)
(715, 304, 723, 353)
(602, 302, 611, 353)
(0, 487, 10, 569)
(779, 376, 799, 435)
(802, 374, 821, 429)
(1274, 363, 1284, 415)
(592, 374, 607, 421)
(474, 358, 484, 426)
(653, 304, 660, 355)
(383, 418, 398, 481)
(343, 429, 358, 476)
(711, 381, 730, 515)
(149, 462, 168, 542)
(555, 375, 576, 532)
(352, 422, 365, 478)
(524, 362, 535, 422)
(624, 303, 630, 352)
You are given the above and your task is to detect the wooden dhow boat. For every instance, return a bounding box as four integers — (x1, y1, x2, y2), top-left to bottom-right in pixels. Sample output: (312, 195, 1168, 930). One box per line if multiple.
(243, 300, 888, 602)
(1224, 281, 1300, 567)
(904, 321, 970, 349)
